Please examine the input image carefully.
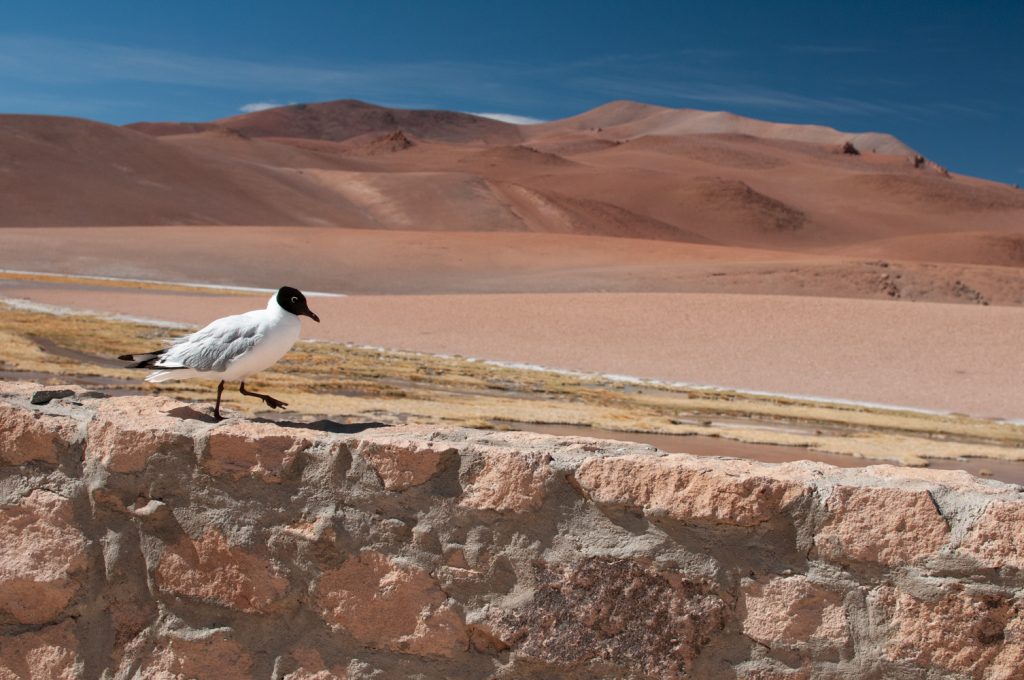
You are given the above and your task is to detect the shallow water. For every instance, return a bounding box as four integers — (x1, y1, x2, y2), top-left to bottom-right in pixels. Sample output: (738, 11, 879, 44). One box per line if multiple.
(507, 422, 1024, 486)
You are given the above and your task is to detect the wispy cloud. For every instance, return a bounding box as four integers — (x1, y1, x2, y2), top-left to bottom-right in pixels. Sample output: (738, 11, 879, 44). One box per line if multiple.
(471, 112, 545, 125)
(0, 34, 554, 112)
(572, 75, 905, 117)
(784, 45, 875, 55)
(0, 34, 363, 90)
(0, 33, 986, 126)
(239, 101, 287, 113)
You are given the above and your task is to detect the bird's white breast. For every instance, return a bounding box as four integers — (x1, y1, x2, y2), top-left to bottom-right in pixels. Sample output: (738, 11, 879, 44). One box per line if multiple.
(220, 312, 301, 381)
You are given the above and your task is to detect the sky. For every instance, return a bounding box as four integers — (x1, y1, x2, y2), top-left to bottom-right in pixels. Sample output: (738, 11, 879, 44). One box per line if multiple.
(1, 1, 1021, 183)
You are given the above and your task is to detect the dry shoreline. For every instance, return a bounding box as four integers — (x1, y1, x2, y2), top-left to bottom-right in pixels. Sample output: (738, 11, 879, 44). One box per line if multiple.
(4, 273, 1024, 419)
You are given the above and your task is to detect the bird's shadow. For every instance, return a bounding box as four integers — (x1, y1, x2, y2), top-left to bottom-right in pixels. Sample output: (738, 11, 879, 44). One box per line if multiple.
(253, 417, 388, 434)
(165, 405, 220, 423)
(163, 405, 387, 434)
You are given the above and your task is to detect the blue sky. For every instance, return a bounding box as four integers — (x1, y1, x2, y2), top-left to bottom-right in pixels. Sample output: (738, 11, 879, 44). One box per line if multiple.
(1, 1, 1021, 183)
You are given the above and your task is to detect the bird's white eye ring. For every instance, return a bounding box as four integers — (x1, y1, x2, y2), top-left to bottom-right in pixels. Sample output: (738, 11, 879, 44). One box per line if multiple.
(291, 297, 299, 304)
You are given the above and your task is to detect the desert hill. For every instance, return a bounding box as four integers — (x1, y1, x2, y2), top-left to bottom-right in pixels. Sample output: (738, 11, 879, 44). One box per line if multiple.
(526, 99, 916, 155)
(2, 99, 1022, 265)
(127, 99, 522, 145)
(0, 115, 370, 227)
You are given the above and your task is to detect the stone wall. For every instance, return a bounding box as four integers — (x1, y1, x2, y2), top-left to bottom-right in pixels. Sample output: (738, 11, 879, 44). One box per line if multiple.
(1, 381, 1022, 679)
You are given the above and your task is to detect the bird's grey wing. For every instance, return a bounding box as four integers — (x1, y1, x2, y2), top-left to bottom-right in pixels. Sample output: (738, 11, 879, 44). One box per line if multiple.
(160, 315, 263, 372)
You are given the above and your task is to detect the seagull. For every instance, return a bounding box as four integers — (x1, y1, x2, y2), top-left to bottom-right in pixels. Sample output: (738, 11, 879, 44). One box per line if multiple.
(119, 286, 320, 420)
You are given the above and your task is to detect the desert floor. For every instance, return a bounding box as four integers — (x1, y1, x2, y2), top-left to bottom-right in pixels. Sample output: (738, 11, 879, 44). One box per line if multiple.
(3, 280, 1024, 485)
(2, 226, 1024, 419)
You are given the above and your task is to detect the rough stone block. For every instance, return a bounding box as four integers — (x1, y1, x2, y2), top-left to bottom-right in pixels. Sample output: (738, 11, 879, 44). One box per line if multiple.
(121, 629, 253, 680)
(355, 430, 453, 491)
(283, 647, 349, 679)
(871, 585, 1023, 677)
(155, 528, 287, 613)
(816, 486, 949, 566)
(316, 550, 467, 657)
(740, 575, 848, 648)
(0, 490, 87, 624)
(575, 454, 809, 526)
(0, 620, 81, 680)
(489, 557, 726, 678)
(959, 500, 1024, 569)
(459, 446, 551, 513)
(86, 396, 195, 472)
(0, 402, 78, 465)
(203, 421, 315, 482)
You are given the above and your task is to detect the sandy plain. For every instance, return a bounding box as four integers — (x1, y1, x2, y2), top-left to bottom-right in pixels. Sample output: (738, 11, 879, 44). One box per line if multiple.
(2, 277, 1022, 420)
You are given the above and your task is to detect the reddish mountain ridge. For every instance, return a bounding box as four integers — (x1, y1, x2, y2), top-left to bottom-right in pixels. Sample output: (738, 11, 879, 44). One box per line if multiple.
(526, 100, 916, 155)
(127, 99, 522, 145)
(2, 99, 1021, 259)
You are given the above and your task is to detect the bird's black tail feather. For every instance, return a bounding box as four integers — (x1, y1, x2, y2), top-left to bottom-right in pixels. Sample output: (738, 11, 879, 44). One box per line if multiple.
(118, 349, 166, 369)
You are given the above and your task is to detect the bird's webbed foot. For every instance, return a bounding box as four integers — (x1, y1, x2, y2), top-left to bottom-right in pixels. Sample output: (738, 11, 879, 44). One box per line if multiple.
(262, 395, 288, 410)
(239, 382, 288, 410)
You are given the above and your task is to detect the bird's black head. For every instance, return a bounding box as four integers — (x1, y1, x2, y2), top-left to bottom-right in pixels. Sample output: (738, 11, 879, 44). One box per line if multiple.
(276, 286, 320, 322)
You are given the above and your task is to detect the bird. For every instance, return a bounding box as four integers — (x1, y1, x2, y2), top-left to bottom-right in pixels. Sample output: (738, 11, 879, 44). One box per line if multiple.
(119, 286, 320, 420)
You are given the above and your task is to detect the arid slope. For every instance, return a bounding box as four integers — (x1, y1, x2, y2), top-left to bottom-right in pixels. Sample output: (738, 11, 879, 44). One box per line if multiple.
(2, 100, 1021, 263)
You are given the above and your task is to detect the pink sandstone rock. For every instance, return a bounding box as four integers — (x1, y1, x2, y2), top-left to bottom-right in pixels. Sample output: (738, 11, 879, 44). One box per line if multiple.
(0, 381, 48, 400)
(86, 396, 195, 472)
(815, 486, 949, 566)
(872, 585, 1022, 676)
(459, 446, 551, 513)
(489, 558, 726, 678)
(989, 609, 1024, 680)
(0, 382, 83, 403)
(740, 575, 848, 647)
(0, 402, 78, 465)
(860, 464, 1011, 494)
(959, 500, 1024, 569)
(281, 516, 337, 544)
(404, 603, 469, 657)
(155, 528, 287, 613)
(108, 591, 155, 659)
(355, 432, 453, 490)
(124, 630, 253, 680)
(735, 664, 812, 680)
(283, 647, 349, 680)
(203, 420, 315, 482)
(0, 490, 87, 624)
(574, 454, 809, 526)
(5, 384, 1024, 678)
(315, 550, 467, 657)
(0, 620, 81, 680)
